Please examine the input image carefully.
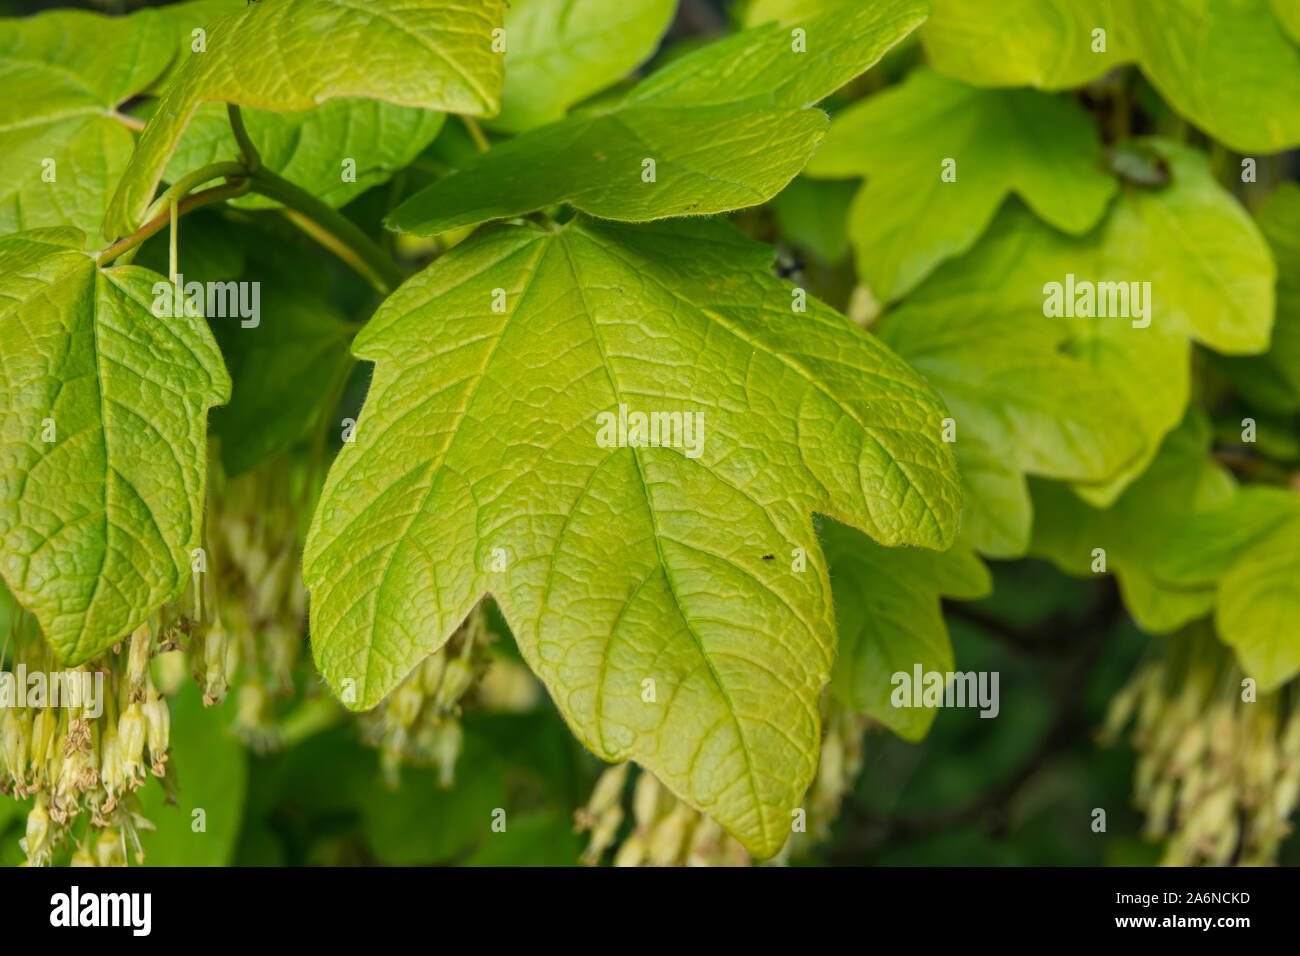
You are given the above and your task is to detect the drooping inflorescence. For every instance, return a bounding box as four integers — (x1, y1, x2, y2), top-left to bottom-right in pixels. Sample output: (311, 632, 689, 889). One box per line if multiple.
(1, 620, 171, 866)
(1103, 625, 1300, 866)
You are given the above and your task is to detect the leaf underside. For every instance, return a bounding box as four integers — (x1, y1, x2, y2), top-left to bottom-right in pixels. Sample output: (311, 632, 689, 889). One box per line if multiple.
(304, 215, 961, 856)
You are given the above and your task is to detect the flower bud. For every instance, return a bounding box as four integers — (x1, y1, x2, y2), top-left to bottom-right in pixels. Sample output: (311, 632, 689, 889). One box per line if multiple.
(1, 708, 30, 785)
(236, 682, 264, 727)
(1170, 721, 1207, 772)
(126, 624, 153, 701)
(612, 832, 647, 867)
(1179, 763, 1207, 815)
(432, 658, 475, 712)
(143, 695, 170, 770)
(265, 624, 300, 695)
(1207, 701, 1236, 762)
(476, 658, 541, 712)
(1273, 767, 1300, 822)
(201, 625, 231, 705)
(19, 796, 51, 866)
(648, 802, 695, 866)
(95, 827, 126, 867)
(585, 763, 629, 818)
(814, 724, 845, 809)
(156, 647, 187, 697)
(1135, 665, 1167, 734)
(432, 718, 463, 789)
(1195, 786, 1236, 838)
(1142, 778, 1176, 839)
(580, 805, 623, 866)
(29, 708, 57, 786)
(99, 721, 123, 798)
(117, 704, 148, 782)
(686, 816, 723, 867)
(418, 652, 447, 696)
(632, 769, 662, 829)
(222, 514, 251, 568)
(1101, 677, 1142, 743)
(70, 839, 96, 867)
(244, 540, 268, 585)
(1281, 714, 1300, 763)
(379, 746, 403, 789)
(254, 548, 292, 621)
(390, 681, 424, 729)
(287, 571, 309, 622)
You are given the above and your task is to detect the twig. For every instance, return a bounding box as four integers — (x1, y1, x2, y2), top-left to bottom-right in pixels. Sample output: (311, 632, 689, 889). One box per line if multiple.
(227, 103, 262, 172)
(96, 180, 252, 266)
(113, 111, 146, 132)
(460, 115, 491, 153)
(248, 166, 405, 293)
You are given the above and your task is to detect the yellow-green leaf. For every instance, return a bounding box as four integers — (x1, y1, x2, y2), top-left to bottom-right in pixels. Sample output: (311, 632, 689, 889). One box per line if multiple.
(806, 68, 1116, 301)
(303, 215, 961, 856)
(922, 0, 1300, 153)
(105, 0, 506, 239)
(0, 7, 173, 235)
(388, 0, 928, 235)
(0, 229, 230, 663)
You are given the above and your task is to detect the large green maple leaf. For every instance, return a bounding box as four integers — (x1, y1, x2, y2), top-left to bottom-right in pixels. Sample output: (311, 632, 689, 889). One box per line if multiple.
(0, 228, 230, 663)
(488, 0, 677, 134)
(303, 215, 961, 856)
(105, 0, 507, 239)
(135, 2, 438, 216)
(806, 68, 1116, 302)
(387, 0, 928, 235)
(0, 7, 173, 236)
(921, 0, 1300, 153)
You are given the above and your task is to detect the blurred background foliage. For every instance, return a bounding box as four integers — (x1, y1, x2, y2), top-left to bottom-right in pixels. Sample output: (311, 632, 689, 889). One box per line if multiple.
(2, 0, 1298, 866)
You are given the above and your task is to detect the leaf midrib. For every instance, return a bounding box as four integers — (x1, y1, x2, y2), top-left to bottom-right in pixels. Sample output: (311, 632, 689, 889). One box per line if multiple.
(554, 227, 771, 851)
